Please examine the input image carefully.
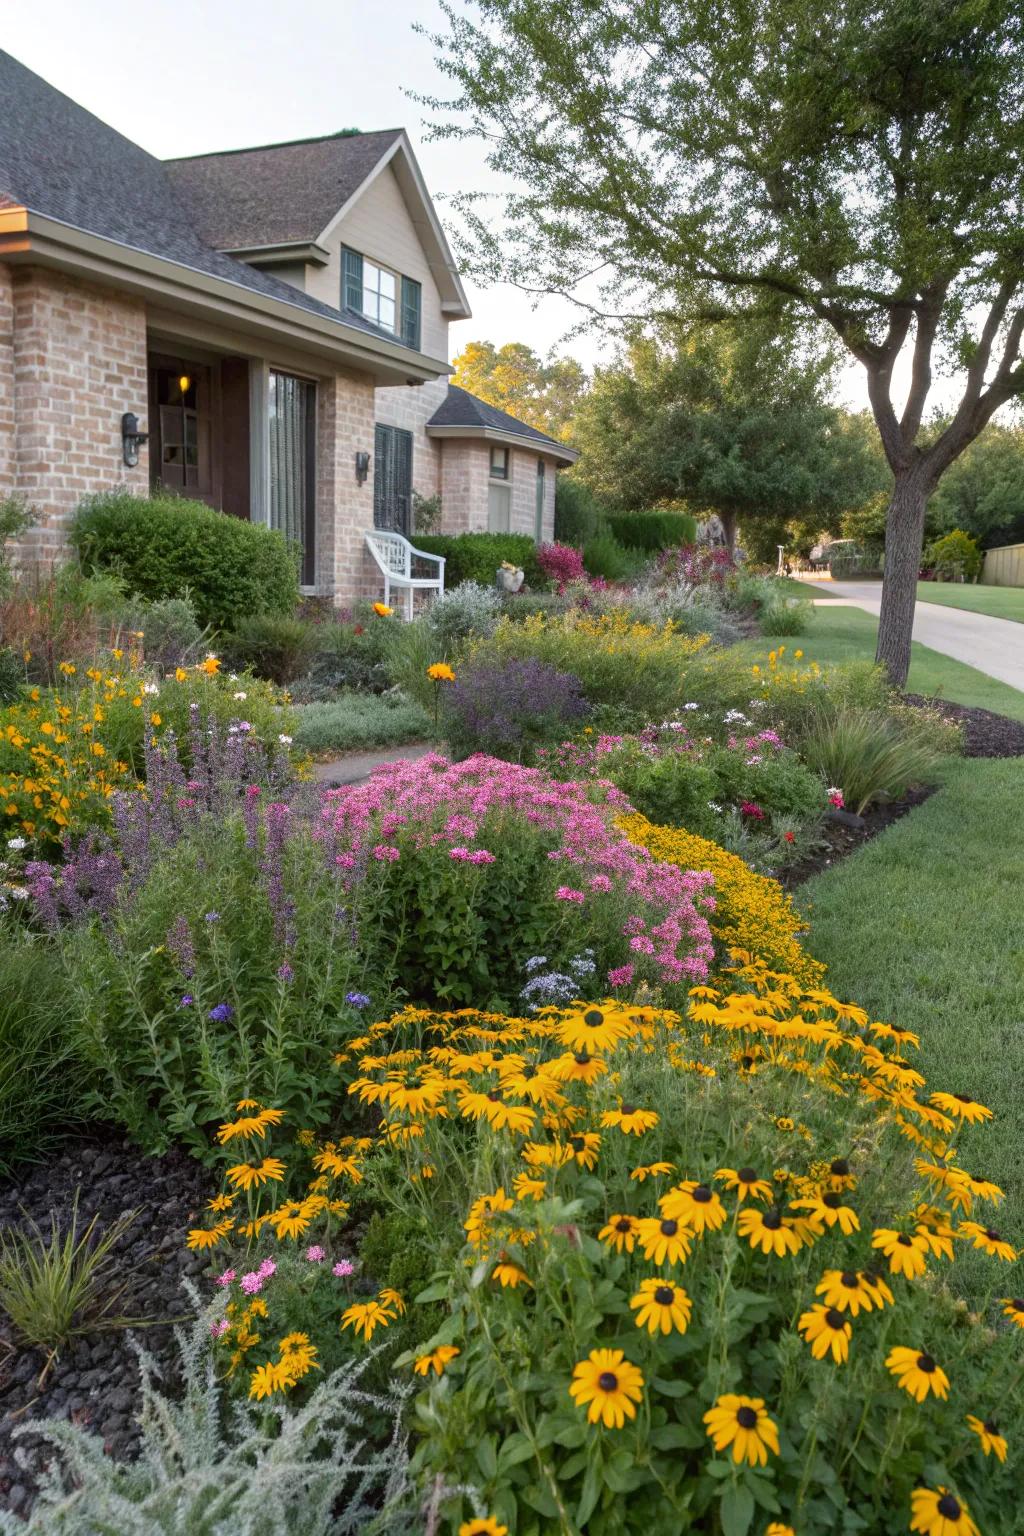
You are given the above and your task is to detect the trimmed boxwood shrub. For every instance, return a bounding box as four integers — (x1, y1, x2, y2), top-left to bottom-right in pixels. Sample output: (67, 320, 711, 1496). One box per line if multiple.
(606, 509, 698, 550)
(412, 531, 544, 589)
(71, 491, 299, 630)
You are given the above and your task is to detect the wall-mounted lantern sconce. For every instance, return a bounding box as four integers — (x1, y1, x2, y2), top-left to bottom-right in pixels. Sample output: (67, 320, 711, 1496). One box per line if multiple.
(121, 412, 149, 468)
(355, 450, 370, 485)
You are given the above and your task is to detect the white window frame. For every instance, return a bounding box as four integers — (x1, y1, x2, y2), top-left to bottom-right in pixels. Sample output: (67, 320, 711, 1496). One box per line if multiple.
(361, 259, 398, 333)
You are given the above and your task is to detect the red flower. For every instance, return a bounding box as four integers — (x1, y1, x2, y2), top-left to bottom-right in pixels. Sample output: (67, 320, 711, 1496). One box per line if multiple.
(784, 831, 795, 843)
(740, 801, 765, 821)
(354, 625, 365, 636)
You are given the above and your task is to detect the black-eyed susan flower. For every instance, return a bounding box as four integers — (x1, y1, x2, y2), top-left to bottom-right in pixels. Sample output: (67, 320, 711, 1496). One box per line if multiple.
(827, 1157, 857, 1192)
(566, 1131, 601, 1169)
(378, 1287, 405, 1315)
(458, 1520, 508, 1536)
(207, 1192, 234, 1212)
(569, 1348, 644, 1428)
(186, 1217, 234, 1251)
(912, 1205, 959, 1260)
(513, 1171, 547, 1202)
(268, 1200, 315, 1241)
(630, 1161, 675, 1182)
(791, 1190, 860, 1234)
(815, 1269, 892, 1316)
(965, 1413, 1007, 1462)
(871, 1226, 930, 1278)
(341, 1300, 394, 1341)
(216, 1113, 273, 1144)
(600, 1102, 659, 1135)
(249, 1360, 290, 1399)
(636, 1216, 693, 1267)
(958, 1221, 1018, 1262)
(737, 1206, 802, 1258)
(766, 1526, 796, 1536)
(630, 1277, 693, 1336)
(549, 1049, 608, 1084)
(557, 1007, 632, 1053)
(929, 1092, 992, 1125)
(492, 1259, 532, 1288)
(414, 1345, 460, 1377)
(599, 1213, 640, 1254)
(1001, 1297, 1024, 1329)
(909, 1486, 979, 1536)
(703, 1394, 779, 1466)
(962, 1172, 1004, 1205)
(226, 1156, 286, 1191)
(885, 1346, 950, 1403)
(715, 1166, 773, 1203)
(464, 1188, 515, 1245)
(660, 1180, 727, 1234)
(798, 1304, 852, 1363)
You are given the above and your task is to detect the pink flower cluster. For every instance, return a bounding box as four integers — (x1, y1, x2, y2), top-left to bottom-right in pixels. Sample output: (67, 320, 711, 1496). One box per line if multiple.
(316, 753, 715, 986)
(536, 540, 586, 590)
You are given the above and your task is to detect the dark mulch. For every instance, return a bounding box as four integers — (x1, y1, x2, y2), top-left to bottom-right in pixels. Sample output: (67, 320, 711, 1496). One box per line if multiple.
(903, 695, 1024, 758)
(0, 1131, 212, 1518)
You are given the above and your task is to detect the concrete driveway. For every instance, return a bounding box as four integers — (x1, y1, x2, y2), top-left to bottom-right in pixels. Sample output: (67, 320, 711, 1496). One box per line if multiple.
(815, 581, 1024, 691)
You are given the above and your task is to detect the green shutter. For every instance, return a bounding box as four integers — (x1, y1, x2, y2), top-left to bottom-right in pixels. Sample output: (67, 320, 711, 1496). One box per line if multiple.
(401, 276, 422, 349)
(342, 248, 363, 313)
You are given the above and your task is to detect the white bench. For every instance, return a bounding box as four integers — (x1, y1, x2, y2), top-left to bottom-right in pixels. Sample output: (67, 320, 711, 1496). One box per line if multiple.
(364, 530, 445, 619)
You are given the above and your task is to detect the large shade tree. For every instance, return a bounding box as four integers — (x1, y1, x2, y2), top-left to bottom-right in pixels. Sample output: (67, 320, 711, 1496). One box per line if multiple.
(452, 339, 586, 440)
(572, 322, 886, 558)
(423, 0, 1024, 683)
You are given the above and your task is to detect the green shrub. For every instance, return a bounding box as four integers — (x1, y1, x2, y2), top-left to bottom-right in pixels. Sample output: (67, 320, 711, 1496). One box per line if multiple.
(581, 533, 636, 580)
(606, 509, 698, 550)
(99, 665, 292, 777)
(72, 492, 299, 630)
(0, 647, 23, 704)
(298, 609, 395, 697)
(926, 526, 983, 581)
(0, 934, 90, 1171)
(799, 706, 947, 813)
(292, 692, 431, 755)
(0, 494, 35, 597)
(132, 594, 208, 673)
(412, 531, 543, 589)
(554, 475, 603, 545)
(376, 616, 448, 710)
(221, 614, 319, 685)
(760, 594, 813, 635)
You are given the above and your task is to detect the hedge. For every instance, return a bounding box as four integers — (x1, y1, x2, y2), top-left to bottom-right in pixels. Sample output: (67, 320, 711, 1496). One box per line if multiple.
(412, 531, 544, 589)
(71, 492, 299, 631)
(606, 509, 698, 551)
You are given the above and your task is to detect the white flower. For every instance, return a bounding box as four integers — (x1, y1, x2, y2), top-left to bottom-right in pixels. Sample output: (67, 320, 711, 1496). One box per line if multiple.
(229, 673, 239, 681)
(6, 837, 26, 851)
(142, 682, 159, 695)
(707, 801, 723, 813)
(827, 786, 841, 797)
(278, 734, 293, 745)
(683, 701, 700, 711)
(723, 709, 749, 724)
(233, 691, 248, 701)
(7, 886, 28, 900)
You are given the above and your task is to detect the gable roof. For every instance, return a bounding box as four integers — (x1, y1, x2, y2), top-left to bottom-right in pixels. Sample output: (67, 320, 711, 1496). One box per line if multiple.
(165, 130, 404, 251)
(426, 385, 578, 464)
(0, 52, 451, 379)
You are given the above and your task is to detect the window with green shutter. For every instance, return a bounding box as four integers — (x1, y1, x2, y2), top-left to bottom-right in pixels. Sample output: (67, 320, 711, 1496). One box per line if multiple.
(401, 276, 422, 350)
(342, 247, 363, 314)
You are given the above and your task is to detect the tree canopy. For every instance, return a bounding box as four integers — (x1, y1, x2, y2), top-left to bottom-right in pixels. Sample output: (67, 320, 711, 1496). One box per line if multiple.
(424, 0, 1024, 681)
(451, 340, 587, 441)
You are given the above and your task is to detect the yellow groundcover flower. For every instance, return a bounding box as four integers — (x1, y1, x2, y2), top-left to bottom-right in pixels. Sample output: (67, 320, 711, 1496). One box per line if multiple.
(598, 1213, 640, 1254)
(630, 1277, 692, 1336)
(703, 1394, 779, 1466)
(909, 1486, 979, 1536)
(659, 1180, 727, 1235)
(815, 1268, 893, 1315)
(569, 1348, 644, 1428)
(798, 1303, 852, 1363)
(715, 1166, 773, 1203)
(226, 1157, 286, 1191)
(414, 1345, 460, 1377)
(965, 1413, 1007, 1462)
(885, 1346, 950, 1403)
(737, 1206, 802, 1258)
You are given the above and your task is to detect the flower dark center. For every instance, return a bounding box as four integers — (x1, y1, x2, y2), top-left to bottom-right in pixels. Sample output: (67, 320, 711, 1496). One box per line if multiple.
(738, 1167, 758, 1183)
(654, 1286, 675, 1306)
(984, 1420, 1000, 1434)
(840, 1271, 860, 1288)
(660, 1219, 679, 1236)
(522, 1065, 537, 1079)
(584, 1009, 604, 1027)
(574, 1053, 591, 1066)
(615, 1217, 633, 1232)
(736, 1406, 758, 1429)
(487, 1091, 501, 1101)
(954, 1094, 972, 1103)
(1013, 1298, 1024, 1311)
(897, 1234, 913, 1246)
(937, 1494, 961, 1519)
(741, 1055, 754, 1069)
(917, 1353, 936, 1373)
(823, 1192, 843, 1208)
(692, 1185, 712, 1203)
(825, 1309, 845, 1330)
(985, 1229, 1001, 1241)
(620, 1103, 636, 1115)
(830, 1159, 850, 1176)
(763, 1208, 783, 1230)
(597, 1371, 618, 1392)
(569, 1135, 585, 1150)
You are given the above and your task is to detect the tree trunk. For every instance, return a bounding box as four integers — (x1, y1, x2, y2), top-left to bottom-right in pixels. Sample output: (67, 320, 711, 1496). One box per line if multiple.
(719, 510, 738, 551)
(875, 471, 929, 688)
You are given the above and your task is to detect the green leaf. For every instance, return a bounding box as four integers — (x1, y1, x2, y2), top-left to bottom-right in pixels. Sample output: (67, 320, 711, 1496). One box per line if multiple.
(720, 1482, 755, 1536)
(498, 1432, 536, 1471)
(475, 1435, 498, 1481)
(576, 1457, 603, 1529)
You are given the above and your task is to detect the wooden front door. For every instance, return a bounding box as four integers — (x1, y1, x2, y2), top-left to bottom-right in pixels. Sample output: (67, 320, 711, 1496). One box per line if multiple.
(148, 355, 216, 503)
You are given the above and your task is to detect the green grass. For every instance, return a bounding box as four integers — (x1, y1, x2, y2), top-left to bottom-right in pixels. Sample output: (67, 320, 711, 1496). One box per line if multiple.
(774, 576, 841, 599)
(912, 581, 1024, 623)
(735, 602, 1024, 721)
(798, 757, 1024, 1296)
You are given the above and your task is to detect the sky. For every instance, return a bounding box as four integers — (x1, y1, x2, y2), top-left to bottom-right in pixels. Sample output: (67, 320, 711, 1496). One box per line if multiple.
(0, 0, 966, 415)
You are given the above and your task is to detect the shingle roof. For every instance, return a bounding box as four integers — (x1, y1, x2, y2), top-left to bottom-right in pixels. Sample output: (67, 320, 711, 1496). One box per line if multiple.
(0, 52, 409, 348)
(164, 131, 403, 251)
(427, 384, 568, 448)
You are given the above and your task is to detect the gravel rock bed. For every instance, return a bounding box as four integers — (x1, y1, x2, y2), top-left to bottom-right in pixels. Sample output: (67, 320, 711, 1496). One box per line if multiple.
(0, 1133, 212, 1518)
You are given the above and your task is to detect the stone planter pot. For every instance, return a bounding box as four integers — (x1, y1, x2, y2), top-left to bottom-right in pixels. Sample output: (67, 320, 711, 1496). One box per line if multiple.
(496, 566, 525, 594)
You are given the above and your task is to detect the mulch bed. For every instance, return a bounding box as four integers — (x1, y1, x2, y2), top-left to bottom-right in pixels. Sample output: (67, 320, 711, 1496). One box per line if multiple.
(0, 1132, 212, 1518)
(902, 695, 1024, 758)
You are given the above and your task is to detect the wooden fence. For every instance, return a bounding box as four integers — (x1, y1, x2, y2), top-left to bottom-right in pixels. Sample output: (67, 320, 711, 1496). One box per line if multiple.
(982, 542, 1024, 587)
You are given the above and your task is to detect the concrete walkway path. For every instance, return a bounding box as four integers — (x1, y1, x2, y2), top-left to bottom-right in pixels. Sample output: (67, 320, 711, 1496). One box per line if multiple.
(815, 581, 1024, 692)
(312, 741, 434, 787)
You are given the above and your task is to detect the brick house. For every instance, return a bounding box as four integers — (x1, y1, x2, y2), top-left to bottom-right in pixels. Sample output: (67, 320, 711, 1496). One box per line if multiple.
(0, 52, 577, 604)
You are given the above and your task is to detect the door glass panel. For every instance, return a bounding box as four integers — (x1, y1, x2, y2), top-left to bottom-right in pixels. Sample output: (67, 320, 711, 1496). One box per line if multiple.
(269, 371, 316, 585)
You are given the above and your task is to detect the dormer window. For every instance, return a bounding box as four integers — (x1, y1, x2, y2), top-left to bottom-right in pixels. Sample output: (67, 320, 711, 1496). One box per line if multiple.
(342, 247, 422, 349)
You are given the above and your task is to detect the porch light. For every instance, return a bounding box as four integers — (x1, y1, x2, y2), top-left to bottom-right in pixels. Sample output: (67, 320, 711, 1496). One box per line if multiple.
(121, 411, 149, 468)
(355, 450, 370, 485)
(178, 373, 192, 397)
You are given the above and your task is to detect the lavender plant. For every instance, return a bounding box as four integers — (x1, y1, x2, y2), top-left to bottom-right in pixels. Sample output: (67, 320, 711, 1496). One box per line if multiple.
(442, 656, 589, 761)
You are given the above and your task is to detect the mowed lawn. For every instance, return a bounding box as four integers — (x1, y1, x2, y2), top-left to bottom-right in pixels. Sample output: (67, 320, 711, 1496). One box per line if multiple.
(796, 757, 1024, 1297)
(739, 600, 1024, 722)
(781, 572, 1024, 622)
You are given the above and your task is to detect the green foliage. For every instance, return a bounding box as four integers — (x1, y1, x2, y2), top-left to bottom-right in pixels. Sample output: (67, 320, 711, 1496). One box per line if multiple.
(99, 667, 292, 778)
(0, 494, 35, 596)
(376, 615, 447, 710)
(132, 594, 207, 673)
(426, 581, 504, 648)
(0, 1288, 414, 1536)
(222, 614, 319, 685)
(606, 510, 698, 550)
(71, 492, 299, 631)
(412, 489, 443, 534)
(927, 422, 1024, 548)
(759, 594, 813, 635)
(0, 934, 90, 1172)
(798, 707, 947, 814)
(581, 533, 636, 580)
(925, 528, 983, 582)
(0, 1195, 138, 1356)
(0, 647, 23, 704)
(554, 474, 603, 545)
(296, 610, 395, 698)
(451, 338, 587, 439)
(412, 531, 544, 589)
(292, 692, 431, 755)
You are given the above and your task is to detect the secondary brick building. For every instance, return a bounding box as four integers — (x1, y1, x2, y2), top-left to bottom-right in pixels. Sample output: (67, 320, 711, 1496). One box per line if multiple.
(0, 52, 577, 604)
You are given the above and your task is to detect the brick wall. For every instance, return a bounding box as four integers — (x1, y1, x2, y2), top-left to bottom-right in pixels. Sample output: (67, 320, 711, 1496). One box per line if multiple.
(315, 367, 385, 607)
(437, 438, 557, 541)
(8, 268, 148, 564)
(0, 266, 14, 499)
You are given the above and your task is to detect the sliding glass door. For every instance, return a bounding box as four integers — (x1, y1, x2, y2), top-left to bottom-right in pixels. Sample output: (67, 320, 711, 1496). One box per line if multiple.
(269, 371, 316, 586)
